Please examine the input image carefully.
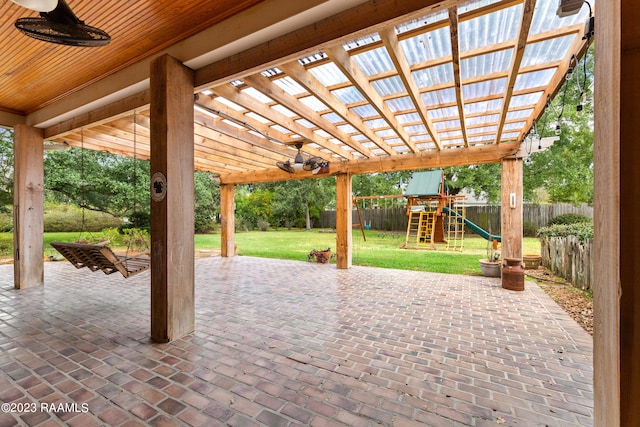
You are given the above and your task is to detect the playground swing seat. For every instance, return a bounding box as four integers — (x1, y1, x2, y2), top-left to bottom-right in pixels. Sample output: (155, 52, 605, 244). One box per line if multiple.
(50, 241, 150, 279)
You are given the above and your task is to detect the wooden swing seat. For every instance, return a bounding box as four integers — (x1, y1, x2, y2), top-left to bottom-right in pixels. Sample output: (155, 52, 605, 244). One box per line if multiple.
(50, 241, 150, 278)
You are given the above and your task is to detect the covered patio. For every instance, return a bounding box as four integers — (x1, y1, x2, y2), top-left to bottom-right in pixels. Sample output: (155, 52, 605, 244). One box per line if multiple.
(1, 0, 638, 425)
(0, 257, 593, 426)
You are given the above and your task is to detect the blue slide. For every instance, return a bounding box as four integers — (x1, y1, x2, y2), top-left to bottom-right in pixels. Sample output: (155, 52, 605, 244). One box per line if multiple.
(443, 207, 501, 242)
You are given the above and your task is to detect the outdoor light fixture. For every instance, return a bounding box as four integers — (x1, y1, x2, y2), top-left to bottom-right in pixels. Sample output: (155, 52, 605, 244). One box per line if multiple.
(555, 0, 585, 17)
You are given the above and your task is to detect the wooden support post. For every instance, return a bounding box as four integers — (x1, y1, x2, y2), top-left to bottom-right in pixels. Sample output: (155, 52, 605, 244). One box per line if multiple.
(220, 183, 235, 257)
(13, 125, 44, 289)
(594, 1, 640, 425)
(335, 173, 352, 269)
(150, 54, 195, 343)
(500, 157, 523, 261)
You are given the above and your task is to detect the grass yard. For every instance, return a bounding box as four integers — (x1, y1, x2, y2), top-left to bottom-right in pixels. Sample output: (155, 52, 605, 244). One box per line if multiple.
(1, 229, 541, 276)
(195, 229, 541, 276)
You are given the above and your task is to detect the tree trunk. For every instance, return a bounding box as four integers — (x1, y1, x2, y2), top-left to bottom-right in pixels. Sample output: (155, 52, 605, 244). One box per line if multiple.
(305, 201, 311, 230)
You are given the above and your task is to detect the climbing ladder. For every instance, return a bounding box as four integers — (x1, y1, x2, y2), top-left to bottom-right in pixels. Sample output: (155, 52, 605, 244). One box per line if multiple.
(404, 208, 437, 249)
(445, 196, 466, 251)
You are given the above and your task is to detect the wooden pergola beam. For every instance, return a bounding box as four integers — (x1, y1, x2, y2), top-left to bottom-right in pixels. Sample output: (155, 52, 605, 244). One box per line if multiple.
(241, 73, 366, 157)
(379, 26, 442, 150)
(325, 45, 415, 155)
(212, 83, 355, 160)
(494, 0, 537, 144)
(219, 141, 520, 184)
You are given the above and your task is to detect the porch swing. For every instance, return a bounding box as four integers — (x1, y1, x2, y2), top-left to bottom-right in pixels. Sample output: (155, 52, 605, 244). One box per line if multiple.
(50, 114, 151, 278)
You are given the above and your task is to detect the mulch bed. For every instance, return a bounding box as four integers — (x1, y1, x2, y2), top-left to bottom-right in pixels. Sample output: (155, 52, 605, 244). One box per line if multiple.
(526, 267, 593, 335)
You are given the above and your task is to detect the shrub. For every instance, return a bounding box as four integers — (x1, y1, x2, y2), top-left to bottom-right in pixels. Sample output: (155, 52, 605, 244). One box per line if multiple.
(0, 210, 12, 232)
(44, 203, 122, 232)
(522, 220, 538, 237)
(121, 228, 150, 252)
(547, 213, 592, 226)
(537, 222, 594, 243)
(257, 219, 270, 231)
(118, 211, 150, 233)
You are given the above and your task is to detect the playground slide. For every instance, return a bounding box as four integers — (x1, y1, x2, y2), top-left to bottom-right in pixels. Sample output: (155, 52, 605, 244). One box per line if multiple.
(442, 207, 501, 242)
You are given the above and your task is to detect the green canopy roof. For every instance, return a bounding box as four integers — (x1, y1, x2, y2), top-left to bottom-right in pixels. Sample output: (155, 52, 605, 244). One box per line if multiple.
(404, 170, 443, 197)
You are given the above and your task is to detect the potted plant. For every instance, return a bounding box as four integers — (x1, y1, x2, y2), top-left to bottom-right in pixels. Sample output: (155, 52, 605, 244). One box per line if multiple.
(479, 240, 501, 277)
(308, 248, 332, 264)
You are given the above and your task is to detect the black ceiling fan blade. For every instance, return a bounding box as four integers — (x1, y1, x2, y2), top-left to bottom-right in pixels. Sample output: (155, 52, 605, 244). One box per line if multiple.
(276, 161, 295, 173)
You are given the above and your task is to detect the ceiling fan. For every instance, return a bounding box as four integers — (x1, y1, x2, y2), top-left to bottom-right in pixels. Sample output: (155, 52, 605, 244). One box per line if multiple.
(10, 0, 111, 47)
(276, 142, 327, 174)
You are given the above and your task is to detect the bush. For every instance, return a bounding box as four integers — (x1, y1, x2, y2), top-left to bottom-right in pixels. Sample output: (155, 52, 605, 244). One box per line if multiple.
(121, 228, 150, 252)
(118, 211, 150, 233)
(257, 219, 270, 231)
(537, 222, 594, 242)
(547, 213, 592, 226)
(44, 203, 122, 232)
(522, 220, 538, 237)
(0, 210, 12, 232)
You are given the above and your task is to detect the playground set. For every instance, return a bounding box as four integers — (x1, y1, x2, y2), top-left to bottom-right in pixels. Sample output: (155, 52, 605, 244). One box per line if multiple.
(353, 170, 500, 252)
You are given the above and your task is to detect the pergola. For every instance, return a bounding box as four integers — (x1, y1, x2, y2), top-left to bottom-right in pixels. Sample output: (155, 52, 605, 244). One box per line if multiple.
(1, 0, 637, 425)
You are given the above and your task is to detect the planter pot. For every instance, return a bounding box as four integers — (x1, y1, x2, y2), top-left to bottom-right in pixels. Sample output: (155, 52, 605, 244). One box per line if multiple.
(523, 253, 541, 269)
(315, 250, 331, 263)
(479, 259, 501, 277)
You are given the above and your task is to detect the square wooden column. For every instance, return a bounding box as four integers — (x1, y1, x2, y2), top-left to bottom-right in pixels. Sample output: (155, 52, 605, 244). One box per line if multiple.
(220, 183, 235, 257)
(335, 173, 352, 269)
(150, 54, 195, 343)
(500, 157, 523, 261)
(13, 125, 44, 289)
(594, 1, 640, 425)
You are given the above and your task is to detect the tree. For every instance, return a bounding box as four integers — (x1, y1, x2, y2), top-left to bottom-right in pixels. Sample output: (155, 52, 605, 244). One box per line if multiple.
(0, 129, 13, 211)
(445, 46, 594, 205)
(352, 172, 409, 197)
(44, 148, 150, 221)
(267, 178, 335, 230)
(445, 164, 502, 203)
(524, 46, 594, 204)
(194, 171, 220, 233)
(235, 187, 273, 230)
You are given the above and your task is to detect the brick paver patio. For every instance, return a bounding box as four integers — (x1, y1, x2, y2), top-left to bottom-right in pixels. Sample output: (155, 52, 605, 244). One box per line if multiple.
(0, 256, 593, 426)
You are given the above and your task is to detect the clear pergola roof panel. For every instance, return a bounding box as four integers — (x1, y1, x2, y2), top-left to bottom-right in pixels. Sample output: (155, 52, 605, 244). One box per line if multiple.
(186, 0, 592, 174)
(460, 49, 513, 80)
(352, 46, 395, 76)
(400, 26, 452, 65)
(458, 4, 523, 52)
(412, 63, 455, 88)
(529, 0, 592, 35)
(371, 76, 407, 97)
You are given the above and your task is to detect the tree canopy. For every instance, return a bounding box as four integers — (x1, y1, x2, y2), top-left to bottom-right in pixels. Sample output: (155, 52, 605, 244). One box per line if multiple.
(445, 46, 594, 205)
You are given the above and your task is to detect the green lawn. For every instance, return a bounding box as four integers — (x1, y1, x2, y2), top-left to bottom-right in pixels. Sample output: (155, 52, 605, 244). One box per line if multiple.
(2, 229, 540, 276)
(195, 229, 541, 276)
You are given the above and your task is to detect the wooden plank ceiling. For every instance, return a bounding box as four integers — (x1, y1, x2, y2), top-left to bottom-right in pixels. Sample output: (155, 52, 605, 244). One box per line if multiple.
(18, 0, 592, 184)
(0, 0, 265, 114)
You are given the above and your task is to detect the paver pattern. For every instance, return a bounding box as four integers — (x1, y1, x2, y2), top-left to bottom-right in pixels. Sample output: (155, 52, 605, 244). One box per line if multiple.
(0, 256, 593, 426)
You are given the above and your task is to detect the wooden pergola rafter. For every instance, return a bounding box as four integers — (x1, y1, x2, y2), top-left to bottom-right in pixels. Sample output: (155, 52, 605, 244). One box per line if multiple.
(38, 0, 590, 186)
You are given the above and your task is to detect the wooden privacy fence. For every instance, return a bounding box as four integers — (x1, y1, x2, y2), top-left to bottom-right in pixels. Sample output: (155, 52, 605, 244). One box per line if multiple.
(540, 236, 593, 291)
(320, 203, 593, 233)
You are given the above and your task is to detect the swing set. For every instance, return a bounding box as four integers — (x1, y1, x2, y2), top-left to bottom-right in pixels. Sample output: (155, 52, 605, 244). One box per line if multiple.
(50, 113, 151, 278)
